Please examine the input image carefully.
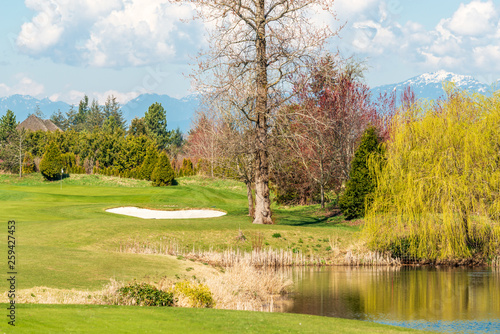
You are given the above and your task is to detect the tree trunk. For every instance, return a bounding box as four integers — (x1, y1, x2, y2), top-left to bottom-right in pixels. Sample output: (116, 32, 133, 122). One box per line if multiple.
(252, 0, 273, 224)
(246, 181, 255, 217)
(18, 134, 22, 178)
(320, 183, 325, 209)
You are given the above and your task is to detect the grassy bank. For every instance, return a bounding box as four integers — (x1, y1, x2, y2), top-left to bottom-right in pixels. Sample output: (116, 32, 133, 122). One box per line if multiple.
(0, 304, 422, 333)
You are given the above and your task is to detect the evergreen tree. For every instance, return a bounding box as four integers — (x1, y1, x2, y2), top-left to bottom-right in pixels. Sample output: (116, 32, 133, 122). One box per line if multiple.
(87, 99, 104, 130)
(144, 102, 169, 149)
(40, 141, 64, 181)
(128, 117, 147, 136)
(151, 152, 175, 186)
(75, 95, 90, 131)
(0, 110, 17, 142)
(50, 109, 68, 131)
(179, 158, 194, 176)
(138, 144, 158, 180)
(103, 95, 126, 131)
(339, 126, 383, 220)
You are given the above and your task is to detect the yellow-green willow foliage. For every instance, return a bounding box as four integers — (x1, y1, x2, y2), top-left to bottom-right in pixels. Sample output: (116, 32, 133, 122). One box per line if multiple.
(364, 88, 500, 261)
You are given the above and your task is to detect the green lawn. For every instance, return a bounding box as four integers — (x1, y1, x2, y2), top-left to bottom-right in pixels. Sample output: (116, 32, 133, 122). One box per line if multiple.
(1, 173, 359, 290)
(0, 173, 418, 333)
(0, 304, 421, 333)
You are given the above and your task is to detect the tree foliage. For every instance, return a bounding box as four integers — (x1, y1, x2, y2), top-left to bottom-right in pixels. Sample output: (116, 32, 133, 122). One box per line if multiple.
(364, 88, 500, 261)
(145, 102, 169, 149)
(151, 152, 175, 186)
(339, 126, 383, 220)
(40, 141, 63, 181)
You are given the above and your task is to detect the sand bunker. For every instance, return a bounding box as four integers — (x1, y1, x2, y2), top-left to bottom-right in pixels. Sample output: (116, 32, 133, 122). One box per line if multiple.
(106, 206, 227, 219)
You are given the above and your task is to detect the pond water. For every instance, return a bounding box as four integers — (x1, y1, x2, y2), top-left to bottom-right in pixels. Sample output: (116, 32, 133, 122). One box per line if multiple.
(284, 267, 500, 333)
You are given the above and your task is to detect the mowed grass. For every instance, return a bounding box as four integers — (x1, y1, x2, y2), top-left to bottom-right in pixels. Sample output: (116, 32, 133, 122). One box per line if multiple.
(1, 173, 359, 291)
(0, 304, 422, 334)
(0, 173, 426, 333)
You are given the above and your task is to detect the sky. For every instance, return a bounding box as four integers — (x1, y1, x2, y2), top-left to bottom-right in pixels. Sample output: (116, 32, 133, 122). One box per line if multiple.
(0, 0, 499, 105)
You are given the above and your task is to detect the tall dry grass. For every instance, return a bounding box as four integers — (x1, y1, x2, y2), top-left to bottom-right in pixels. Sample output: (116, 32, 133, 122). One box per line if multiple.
(3, 262, 294, 312)
(117, 239, 400, 267)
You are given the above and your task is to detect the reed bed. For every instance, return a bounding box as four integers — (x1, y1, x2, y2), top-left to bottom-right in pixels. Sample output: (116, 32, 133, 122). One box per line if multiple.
(117, 239, 400, 267)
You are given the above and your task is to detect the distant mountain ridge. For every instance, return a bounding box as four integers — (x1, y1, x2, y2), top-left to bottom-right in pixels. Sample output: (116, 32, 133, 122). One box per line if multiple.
(1, 71, 498, 132)
(0, 93, 200, 133)
(370, 70, 497, 102)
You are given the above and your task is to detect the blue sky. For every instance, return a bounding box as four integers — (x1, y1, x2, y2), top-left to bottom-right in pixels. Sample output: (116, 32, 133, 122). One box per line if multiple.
(0, 0, 499, 105)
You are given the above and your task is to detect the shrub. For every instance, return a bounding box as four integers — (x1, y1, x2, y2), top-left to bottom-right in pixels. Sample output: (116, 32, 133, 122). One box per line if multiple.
(339, 126, 383, 220)
(138, 145, 158, 180)
(151, 152, 175, 186)
(174, 281, 215, 308)
(272, 233, 282, 238)
(179, 158, 195, 177)
(39, 141, 63, 181)
(117, 282, 174, 306)
(22, 152, 35, 174)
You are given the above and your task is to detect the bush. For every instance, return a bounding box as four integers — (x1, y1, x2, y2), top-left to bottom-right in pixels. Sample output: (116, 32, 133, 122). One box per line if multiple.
(151, 152, 175, 186)
(117, 282, 174, 307)
(138, 145, 158, 180)
(174, 281, 215, 308)
(339, 127, 383, 220)
(22, 152, 35, 174)
(179, 158, 195, 177)
(39, 141, 63, 181)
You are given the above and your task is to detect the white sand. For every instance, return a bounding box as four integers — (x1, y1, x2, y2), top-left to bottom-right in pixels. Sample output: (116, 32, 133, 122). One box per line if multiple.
(105, 206, 227, 219)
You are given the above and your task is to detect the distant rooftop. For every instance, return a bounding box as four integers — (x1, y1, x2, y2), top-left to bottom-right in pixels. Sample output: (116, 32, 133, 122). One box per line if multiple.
(16, 114, 62, 132)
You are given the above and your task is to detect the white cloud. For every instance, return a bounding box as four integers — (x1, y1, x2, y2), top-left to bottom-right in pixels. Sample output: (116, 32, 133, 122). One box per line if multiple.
(16, 0, 201, 67)
(341, 0, 500, 80)
(445, 0, 497, 37)
(48, 89, 139, 105)
(473, 45, 500, 71)
(0, 75, 45, 97)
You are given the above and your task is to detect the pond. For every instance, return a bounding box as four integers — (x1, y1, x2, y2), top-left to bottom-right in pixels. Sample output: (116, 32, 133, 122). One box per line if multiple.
(284, 266, 500, 333)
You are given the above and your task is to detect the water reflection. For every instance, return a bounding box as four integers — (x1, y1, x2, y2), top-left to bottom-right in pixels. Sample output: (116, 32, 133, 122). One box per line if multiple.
(286, 267, 500, 323)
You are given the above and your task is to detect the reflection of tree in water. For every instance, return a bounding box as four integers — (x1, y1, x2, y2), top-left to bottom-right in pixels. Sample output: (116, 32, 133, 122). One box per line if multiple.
(286, 267, 500, 322)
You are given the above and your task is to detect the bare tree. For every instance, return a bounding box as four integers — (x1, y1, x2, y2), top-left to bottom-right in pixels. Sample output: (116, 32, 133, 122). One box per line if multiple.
(276, 57, 376, 208)
(177, 0, 338, 224)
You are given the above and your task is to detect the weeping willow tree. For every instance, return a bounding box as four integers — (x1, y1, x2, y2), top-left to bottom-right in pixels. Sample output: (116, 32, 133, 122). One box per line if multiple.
(364, 88, 500, 262)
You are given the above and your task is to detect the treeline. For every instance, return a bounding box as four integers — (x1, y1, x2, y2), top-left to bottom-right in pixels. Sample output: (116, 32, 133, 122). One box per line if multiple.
(0, 96, 195, 184)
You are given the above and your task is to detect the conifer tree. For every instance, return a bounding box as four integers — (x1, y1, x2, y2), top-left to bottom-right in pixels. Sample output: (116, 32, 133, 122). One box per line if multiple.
(151, 152, 175, 186)
(40, 141, 64, 181)
(138, 145, 159, 181)
(339, 126, 383, 220)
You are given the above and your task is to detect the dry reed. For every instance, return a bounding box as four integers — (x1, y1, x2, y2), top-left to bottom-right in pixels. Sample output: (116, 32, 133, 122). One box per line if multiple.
(117, 239, 400, 267)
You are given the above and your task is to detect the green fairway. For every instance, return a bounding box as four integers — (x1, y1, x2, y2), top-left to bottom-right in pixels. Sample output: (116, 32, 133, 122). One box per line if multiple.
(0, 173, 359, 290)
(0, 304, 421, 333)
(0, 173, 413, 333)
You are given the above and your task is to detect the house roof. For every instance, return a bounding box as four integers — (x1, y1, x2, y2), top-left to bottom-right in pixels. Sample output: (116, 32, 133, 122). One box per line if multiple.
(16, 114, 62, 132)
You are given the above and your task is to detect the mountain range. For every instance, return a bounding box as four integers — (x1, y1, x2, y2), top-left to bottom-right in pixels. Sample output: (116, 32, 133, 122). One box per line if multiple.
(1, 71, 498, 133)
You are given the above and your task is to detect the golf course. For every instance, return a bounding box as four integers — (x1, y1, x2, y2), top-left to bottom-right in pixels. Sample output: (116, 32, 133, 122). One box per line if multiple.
(0, 173, 421, 333)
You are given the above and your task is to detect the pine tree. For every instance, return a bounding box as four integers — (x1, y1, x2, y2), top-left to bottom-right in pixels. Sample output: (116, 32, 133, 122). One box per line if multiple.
(339, 126, 383, 220)
(0, 110, 17, 142)
(40, 141, 64, 181)
(144, 102, 169, 149)
(151, 152, 175, 186)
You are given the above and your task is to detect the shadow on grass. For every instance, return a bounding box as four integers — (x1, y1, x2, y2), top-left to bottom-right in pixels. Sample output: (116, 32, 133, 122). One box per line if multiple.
(274, 206, 351, 228)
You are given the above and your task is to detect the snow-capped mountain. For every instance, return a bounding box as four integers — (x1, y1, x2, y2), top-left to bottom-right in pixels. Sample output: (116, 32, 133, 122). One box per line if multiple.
(1, 71, 497, 132)
(371, 70, 494, 102)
